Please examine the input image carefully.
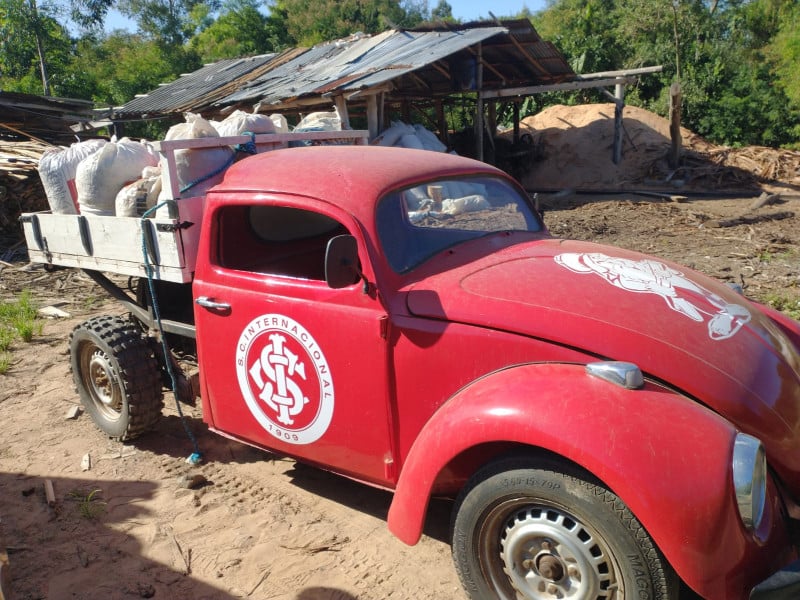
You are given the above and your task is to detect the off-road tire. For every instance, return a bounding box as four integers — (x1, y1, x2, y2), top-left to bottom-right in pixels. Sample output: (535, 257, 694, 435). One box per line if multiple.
(70, 315, 163, 441)
(451, 456, 679, 600)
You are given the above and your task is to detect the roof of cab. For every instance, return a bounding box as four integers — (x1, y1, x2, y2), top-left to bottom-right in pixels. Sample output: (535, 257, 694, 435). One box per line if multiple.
(211, 145, 505, 217)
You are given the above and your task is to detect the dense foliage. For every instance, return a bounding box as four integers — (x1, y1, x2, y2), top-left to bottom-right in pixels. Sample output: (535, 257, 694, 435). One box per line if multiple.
(0, 0, 798, 147)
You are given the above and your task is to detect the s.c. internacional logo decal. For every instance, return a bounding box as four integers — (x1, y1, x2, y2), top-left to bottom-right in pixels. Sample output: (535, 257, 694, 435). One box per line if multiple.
(236, 314, 334, 444)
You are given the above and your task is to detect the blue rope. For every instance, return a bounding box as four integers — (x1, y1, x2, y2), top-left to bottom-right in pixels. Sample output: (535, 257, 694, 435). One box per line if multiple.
(180, 154, 235, 194)
(141, 203, 202, 465)
(179, 132, 257, 194)
(233, 131, 257, 155)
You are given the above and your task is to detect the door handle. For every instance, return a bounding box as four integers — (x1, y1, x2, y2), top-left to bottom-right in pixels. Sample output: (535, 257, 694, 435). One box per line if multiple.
(195, 296, 231, 311)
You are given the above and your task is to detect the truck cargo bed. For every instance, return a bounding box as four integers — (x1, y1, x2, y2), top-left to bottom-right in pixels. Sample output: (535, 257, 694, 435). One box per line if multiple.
(21, 130, 368, 283)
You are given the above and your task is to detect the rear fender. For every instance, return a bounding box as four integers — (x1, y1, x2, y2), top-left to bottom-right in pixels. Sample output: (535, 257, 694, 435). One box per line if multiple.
(387, 363, 787, 599)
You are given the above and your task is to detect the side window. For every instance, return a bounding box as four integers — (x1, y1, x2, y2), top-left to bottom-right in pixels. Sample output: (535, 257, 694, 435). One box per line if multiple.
(216, 204, 347, 280)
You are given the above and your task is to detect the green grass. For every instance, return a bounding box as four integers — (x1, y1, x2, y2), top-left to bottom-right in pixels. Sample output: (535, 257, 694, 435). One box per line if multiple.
(0, 291, 41, 373)
(765, 294, 800, 321)
(0, 352, 12, 375)
(67, 488, 106, 520)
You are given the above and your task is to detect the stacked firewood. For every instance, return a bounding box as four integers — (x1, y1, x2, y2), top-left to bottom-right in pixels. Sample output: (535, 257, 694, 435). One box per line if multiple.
(0, 140, 53, 239)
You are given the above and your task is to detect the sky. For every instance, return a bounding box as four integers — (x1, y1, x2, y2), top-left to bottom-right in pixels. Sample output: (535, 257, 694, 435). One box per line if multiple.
(448, 0, 546, 21)
(103, 0, 548, 34)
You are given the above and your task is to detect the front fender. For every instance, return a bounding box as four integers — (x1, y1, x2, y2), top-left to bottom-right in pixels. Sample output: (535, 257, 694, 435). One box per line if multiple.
(387, 363, 792, 600)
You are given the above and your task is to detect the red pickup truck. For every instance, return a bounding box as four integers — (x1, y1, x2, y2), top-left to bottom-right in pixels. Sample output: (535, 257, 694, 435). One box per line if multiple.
(23, 141, 800, 600)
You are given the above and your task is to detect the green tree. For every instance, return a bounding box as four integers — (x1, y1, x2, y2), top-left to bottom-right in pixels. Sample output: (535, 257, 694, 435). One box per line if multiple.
(431, 0, 453, 21)
(534, 0, 622, 75)
(267, 0, 410, 45)
(0, 0, 73, 95)
(119, 0, 220, 45)
(191, 0, 279, 60)
(67, 32, 200, 106)
(764, 1, 800, 111)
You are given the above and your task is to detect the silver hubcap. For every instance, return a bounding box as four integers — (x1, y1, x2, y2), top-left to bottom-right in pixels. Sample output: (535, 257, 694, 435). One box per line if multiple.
(499, 506, 621, 599)
(82, 347, 122, 421)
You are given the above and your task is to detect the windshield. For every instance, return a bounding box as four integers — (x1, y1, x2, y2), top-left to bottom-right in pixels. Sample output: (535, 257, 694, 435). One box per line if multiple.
(376, 176, 542, 273)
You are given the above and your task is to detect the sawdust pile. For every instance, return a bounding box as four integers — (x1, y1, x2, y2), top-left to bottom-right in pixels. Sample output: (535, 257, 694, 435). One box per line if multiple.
(516, 103, 800, 193)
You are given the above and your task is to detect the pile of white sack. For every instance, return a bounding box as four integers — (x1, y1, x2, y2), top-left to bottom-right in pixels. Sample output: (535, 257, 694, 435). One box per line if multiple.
(38, 113, 452, 218)
(38, 110, 289, 218)
(372, 121, 447, 152)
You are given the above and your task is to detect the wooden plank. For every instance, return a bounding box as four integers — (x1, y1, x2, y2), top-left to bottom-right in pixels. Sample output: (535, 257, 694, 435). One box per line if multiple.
(481, 76, 638, 99)
(21, 195, 205, 283)
(153, 130, 368, 153)
(44, 479, 56, 507)
(0, 546, 10, 600)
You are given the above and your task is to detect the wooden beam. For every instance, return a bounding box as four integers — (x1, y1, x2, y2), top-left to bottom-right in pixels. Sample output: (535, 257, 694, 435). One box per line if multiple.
(578, 66, 664, 79)
(463, 46, 507, 84)
(430, 61, 452, 80)
(488, 11, 548, 76)
(481, 76, 638, 99)
(407, 71, 432, 91)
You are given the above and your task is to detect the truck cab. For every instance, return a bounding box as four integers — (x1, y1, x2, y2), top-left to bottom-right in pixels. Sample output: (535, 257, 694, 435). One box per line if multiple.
(26, 143, 800, 600)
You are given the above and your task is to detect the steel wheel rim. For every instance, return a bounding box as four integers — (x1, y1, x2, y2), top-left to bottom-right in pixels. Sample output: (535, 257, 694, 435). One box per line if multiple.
(476, 498, 623, 600)
(80, 343, 123, 422)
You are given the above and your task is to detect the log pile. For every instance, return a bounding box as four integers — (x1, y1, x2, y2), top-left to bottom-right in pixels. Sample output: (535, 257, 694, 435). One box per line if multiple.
(0, 140, 53, 241)
(705, 146, 800, 186)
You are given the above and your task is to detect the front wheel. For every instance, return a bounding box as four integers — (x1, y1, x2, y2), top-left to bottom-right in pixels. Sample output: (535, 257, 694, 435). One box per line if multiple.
(70, 315, 163, 441)
(451, 457, 678, 600)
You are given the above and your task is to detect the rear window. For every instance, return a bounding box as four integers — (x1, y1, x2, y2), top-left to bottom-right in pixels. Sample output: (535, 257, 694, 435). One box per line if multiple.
(376, 176, 541, 273)
(215, 204, 346, 280)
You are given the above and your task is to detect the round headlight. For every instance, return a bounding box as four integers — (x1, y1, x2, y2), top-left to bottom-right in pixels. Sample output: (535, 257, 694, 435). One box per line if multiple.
(732, 433, 767, 531)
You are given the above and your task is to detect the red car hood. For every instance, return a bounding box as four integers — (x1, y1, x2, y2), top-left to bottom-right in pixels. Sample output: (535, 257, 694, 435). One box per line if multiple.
(406, 238, 800, 486)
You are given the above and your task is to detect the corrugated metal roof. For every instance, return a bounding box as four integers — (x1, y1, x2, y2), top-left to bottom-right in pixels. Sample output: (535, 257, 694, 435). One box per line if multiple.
(0, 91, 96, 143)
(115, 51, 300, 118)
(117, 20, 575, 118)
(223, 21, 574, 110)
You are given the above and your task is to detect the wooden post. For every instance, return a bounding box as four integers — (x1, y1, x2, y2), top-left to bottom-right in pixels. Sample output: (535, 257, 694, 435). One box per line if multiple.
(613, 83, 625, 165)
(476, 44, 484, 162)
(436, 100, 448, 147)
(366, 95, 379, 140)
(513, 101, 520, 144)
(669, 82, 682, 169)
(333, 95, 351, 130)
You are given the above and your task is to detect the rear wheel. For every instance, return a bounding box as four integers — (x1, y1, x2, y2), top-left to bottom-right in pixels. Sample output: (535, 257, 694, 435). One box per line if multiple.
(70, 315, 163, 441)
(451, 457, 678, 600)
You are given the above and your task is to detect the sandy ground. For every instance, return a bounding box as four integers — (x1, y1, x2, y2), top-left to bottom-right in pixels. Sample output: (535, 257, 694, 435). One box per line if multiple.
(0, 303, 463, 600)
(1, 191, 799, 600)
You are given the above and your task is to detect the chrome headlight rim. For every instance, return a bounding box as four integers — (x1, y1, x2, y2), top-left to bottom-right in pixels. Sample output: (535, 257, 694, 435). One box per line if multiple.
(732, 432, 767, 532)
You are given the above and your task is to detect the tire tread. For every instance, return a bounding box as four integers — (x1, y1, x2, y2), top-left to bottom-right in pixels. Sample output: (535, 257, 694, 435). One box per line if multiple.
(70, 315, 163, 441)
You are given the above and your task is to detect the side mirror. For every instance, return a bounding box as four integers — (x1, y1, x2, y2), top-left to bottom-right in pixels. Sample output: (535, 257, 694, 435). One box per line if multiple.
(325, 235, 361, 289)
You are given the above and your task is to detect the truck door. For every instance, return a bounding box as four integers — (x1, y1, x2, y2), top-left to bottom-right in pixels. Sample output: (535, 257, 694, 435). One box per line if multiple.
(193, 199, 394, 486)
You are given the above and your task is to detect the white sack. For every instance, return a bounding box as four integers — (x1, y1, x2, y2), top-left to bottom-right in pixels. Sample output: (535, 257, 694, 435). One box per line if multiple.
(372, 122, 414, 147)
(162, 112, 234, 198)
(115, 166, 162, 217)
(295, 110, 341, 132)
(212, 110, 276, 137)
(270, 113, 289, 133)
(76, 138, 159, 216)
(38, 139, 106, 214)
(414, 124, 447, 152)
(441, 195, 490, 216)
